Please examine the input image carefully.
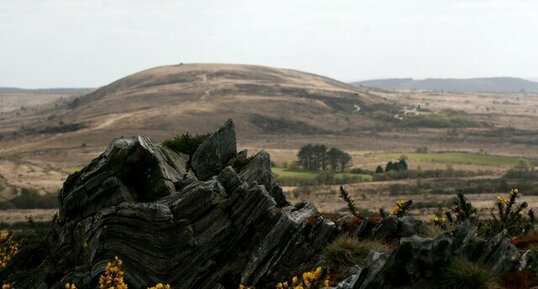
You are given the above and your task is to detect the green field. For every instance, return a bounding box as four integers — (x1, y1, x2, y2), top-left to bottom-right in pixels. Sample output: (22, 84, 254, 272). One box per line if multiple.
(63, 166, 83, 174)
(371, 152, 530, 167)
(272, 167, 372, 186)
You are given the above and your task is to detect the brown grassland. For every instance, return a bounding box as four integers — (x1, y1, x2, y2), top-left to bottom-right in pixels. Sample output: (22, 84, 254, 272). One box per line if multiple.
(0, 64, 537, 222)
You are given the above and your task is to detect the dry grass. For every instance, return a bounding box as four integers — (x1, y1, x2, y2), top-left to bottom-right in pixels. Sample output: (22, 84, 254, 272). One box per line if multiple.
(322, 235, 391, 267)
(0, 64, 537, 217)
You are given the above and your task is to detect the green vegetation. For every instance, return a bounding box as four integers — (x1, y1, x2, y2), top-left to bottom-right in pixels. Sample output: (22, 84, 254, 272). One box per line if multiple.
(297, 144, 352, 172)
(162, 132, 210, 157)
(63, 166, 83, 174)
(0, 188, 58, 209)
(339, 186, 359, 218)
(373, 168, 485, 182)
(440, 257, 498, 289)
(272, 167, 371, 186)
(371, 152, 530, 167)
(384, 158, 407, 172)
(430, 189, 535, 238)
(403, 111, 485, 128)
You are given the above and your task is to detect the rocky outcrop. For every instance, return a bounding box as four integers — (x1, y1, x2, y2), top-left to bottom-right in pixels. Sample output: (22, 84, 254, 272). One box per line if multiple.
(191, 119, 237, 181)
(354, 216, 428, 241)
(344, 221, 521, 289)
(3, 120, 336, 289)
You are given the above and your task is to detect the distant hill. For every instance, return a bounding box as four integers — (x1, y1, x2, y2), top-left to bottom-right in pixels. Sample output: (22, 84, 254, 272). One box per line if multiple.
(352, 77, 538, 93)
(0, 87, 91, 95)
(0, 63, 385, 153)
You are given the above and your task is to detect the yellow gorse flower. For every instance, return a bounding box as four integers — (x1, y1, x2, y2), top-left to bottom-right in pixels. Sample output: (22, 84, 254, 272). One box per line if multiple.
(65, 283, 77, 289)
(0, 231, 19, 269)
(147, 283, 171, 289)
(389, 200, 412, 217)
(274, 267, 329, 289)
(99, 256, 128, 289)
(496, 195, 508, 204)
(2, 283, 12, 289)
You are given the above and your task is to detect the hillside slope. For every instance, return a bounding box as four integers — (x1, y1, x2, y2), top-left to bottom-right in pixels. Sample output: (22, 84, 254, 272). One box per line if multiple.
(0, 64, 386, 196)
(0, 64, 383, 143)
(353, 77, 538, 92)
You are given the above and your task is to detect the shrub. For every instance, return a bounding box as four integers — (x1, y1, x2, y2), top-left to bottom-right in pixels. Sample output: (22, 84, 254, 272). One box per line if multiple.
(440, 257, 498, 289)
(338, 186, 359, 218)
(162, 133, 210, 157)
(446, 190, 478, 224)
(416, 146, 429, 153)
(148, 283, 171, 289)
(0, 188, 58, 209)
(274, 267, 330, 289)
(322, 236, 389, 268)
(0, 231, 20, 268)
(482, 189, 536, 237)
(99, 256, 128, 289)
(388, 200, 413, 218)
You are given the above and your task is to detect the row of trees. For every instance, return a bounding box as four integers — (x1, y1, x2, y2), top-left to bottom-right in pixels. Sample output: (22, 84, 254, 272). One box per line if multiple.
(375, 159, 408, 174)
(297, 144, 352, 172)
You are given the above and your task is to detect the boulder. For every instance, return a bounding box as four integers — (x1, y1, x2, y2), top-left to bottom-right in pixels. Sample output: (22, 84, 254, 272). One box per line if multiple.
(4, 121, 336, 289)
(236, 151, 289, 207)
(191, 119, 237, 180)
(357, 216, 428, 240)
(347, 221, 521, 289)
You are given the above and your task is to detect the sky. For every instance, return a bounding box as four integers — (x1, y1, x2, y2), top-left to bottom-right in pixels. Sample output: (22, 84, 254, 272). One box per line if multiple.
(1, 0, 537, 88)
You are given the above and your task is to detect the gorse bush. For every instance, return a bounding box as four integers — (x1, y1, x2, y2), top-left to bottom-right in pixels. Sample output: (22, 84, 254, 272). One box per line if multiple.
(147, 284, 171, 289)
(440, 256, 498, 289)
(276, 267, 330, 289)
(99, 256, 128, 289)
(339, 186, 359, 218)
(484, 188, 536, 237)
(238, 267, 330, 289)
(162, 132, 209, 157)
(445, 190, 478, 224)
(430, 189, 536, 238)
(62, 256, 172, 289)
(388, 200, 412, 217)
(0, 231, 19, 268)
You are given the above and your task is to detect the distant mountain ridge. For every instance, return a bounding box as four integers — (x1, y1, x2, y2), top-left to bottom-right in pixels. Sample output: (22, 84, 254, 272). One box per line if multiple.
(352, 77, 538, 93)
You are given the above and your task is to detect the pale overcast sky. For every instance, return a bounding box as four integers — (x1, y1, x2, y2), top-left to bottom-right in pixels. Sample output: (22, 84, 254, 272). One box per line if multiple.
(1, 0, 537, 88)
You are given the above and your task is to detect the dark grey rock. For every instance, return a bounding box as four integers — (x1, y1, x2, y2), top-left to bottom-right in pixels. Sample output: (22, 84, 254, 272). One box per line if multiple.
(371, 216, 399, 240)
(334, 266, 362, 289)
(5, 120, 336, 289)
(58, 135, 193, 223)
(369, 216, 428, 240)
(237, 151, 289, 207)
(191, 119, 237, 180)
(347, 221, 521, 289)
(479, 230, 521, 272)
